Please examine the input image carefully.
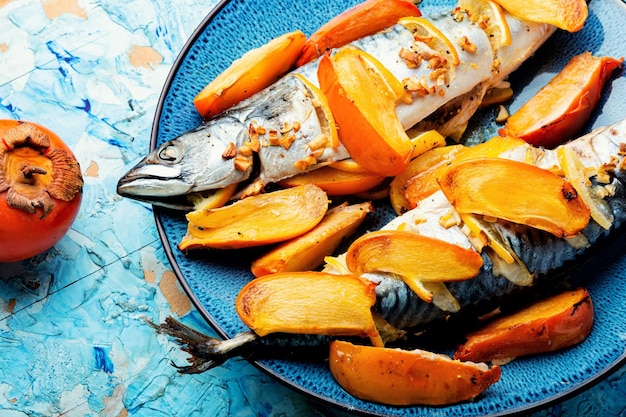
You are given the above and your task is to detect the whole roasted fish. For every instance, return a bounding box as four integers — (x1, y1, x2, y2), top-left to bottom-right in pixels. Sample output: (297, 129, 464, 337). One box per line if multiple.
(151, 117, 626, 373)
(117, 2, 555, 210)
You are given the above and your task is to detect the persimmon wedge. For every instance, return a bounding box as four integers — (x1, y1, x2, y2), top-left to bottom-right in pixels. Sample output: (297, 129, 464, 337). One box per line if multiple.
(278, 166, 386, 196)
(454, 288, 594, 364)
(346, 230, 483, 303)
(492, 0, 588, 32)
(501, 52, 623, 148)
(438, 158, 590, 238)
(236, 272, 383, 347)
(402, 136, 528, 211)
(296, 0, 421, 66)
(250, 201, 373, 276)
(179, 184, 328, 250)
(193, 30, 306, 119)
(318, 48, 413, 177)
(329, 340, 501, 406)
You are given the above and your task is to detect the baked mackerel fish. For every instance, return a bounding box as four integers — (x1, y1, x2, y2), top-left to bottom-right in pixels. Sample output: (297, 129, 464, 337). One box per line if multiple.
(117, 0, 556, 210)
(151, 117, 626, 373)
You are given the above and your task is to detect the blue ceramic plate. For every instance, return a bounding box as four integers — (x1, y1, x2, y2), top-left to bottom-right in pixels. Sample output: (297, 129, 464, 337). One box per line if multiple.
(152, 1, 626, 415)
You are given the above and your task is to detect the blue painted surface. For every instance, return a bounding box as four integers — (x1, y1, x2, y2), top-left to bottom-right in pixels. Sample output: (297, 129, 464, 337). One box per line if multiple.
(0, 0, 624, 416)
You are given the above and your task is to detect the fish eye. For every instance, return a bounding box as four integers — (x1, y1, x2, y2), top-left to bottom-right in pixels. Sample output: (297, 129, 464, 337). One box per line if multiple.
(158, 143, 182, 163)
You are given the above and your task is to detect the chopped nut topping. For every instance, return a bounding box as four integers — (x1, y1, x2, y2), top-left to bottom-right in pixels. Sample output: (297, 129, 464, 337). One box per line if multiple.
(399, 47, 423, 68)
(238, 143, 253, 156)
(292, 121, 301, 132)
(439, 209, 461, 228)
(294, 155, 318, 171)
(452, 7, 465, 22)
(268, 129, 280, 146)
(403, 76, 431, 96)
(458, 36, 477, 53)
(233, 155, 252, 172)
(248, 138, 261, 153)
(222, 142, 237, 159)
(256, 125, 267, 135)
(307, 134, 329, 151)
(279, 133, 296, 150)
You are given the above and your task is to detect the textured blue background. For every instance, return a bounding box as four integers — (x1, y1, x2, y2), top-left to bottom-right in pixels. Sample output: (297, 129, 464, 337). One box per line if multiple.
(0, 0, 625, 416)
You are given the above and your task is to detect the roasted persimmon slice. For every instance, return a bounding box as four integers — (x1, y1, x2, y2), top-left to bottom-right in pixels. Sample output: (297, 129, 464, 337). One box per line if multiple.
(279, 166, 386, 196)
(179, 184, 328, 250)
(402, 135, 528, 210)
(391, 144, 463, 214)
(236, 272, 383, 347)
(438, 158, 590, 237)
(318, 48, 412, 177)
(193, 30, 306, 118)
(250, 201, 373, 276)
(329, 340, 501, 405)
(296, 0, 421, 66)
(501, 52, 623, 148)
(492, 0, 588, 32)
(346, 230, 483, 303)
(454, 288, 594, 364)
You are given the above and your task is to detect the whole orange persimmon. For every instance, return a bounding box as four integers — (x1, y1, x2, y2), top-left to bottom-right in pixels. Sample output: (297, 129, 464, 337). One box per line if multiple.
(0, 120, 83, 262)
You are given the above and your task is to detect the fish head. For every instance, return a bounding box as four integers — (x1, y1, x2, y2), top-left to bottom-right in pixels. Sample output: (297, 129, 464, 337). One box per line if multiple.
(117, 124, 251, 210)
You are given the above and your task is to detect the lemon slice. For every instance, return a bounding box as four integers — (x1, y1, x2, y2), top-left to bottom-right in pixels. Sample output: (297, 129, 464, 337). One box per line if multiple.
(557, 146, 613, 230)
(291, 73, 340, 148)
(399, 16, 460, 67)
(458, 0, 512, 48)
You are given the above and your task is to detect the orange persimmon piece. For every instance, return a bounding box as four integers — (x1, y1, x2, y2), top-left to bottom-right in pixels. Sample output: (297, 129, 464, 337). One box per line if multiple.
(346, 230, 483, 303)
(403, 136, 528, 209)
(390, 144, 463, 215)
(251, 201, 373, 276)
(296, 0, 421, 66)
(179, 184, 328, 250)
(318, 48, 412, 177)
(236, 272, 383, 347)
(193, 30, 306, 119)
(492, 0, 588, 32)
(329, 340, 501, 406)
(279, 166, 386, 196)
(501, 53, 623, 148)
(438, 158, 590, 237)
(454, 288, 594, 364)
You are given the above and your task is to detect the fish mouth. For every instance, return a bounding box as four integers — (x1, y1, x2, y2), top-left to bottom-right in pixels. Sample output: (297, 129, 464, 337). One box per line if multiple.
(117, 164, 196, 211)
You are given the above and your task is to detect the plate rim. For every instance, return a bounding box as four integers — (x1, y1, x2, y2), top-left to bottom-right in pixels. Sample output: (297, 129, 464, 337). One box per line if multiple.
(149, 0, 626, 415)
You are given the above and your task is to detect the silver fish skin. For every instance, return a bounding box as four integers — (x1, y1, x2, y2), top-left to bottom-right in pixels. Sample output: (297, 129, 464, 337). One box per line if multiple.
(117, 6, 554, 209)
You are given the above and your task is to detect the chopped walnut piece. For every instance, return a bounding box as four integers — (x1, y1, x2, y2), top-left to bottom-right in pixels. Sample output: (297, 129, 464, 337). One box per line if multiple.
(222, 142, 237, 159)
(268, 129, 280, 146)
(307, 134, 329, 151)
(234, 155, 252, 172)
(279, 133, 296, 150)
(294, 155, 318, 171)
(399, 47, 422, 68)
(458, 36, 477, 53)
